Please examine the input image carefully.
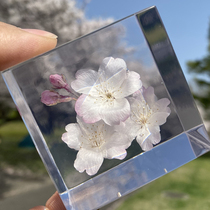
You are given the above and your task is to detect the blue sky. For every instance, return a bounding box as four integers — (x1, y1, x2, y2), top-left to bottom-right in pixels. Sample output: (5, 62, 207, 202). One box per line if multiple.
(82, 0, 210, 83)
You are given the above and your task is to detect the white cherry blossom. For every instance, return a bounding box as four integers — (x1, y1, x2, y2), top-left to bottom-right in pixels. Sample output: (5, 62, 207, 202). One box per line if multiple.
(61, 116, 131, 176)
(125, 86, 171, 151)
(71, 57, 142, 125)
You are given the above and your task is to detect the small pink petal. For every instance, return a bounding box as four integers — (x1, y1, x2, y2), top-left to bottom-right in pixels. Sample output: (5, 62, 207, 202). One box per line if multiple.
(41, 90, 60, 106)
(41, 90, 72, 106)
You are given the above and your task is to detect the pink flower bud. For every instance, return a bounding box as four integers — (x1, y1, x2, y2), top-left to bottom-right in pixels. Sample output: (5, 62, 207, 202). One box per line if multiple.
(41, 90, 72, 106)
(49, 74, 71, 92)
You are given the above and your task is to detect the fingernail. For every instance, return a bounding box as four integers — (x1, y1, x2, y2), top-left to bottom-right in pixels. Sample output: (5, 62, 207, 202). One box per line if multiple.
(21, 29, 58, 39)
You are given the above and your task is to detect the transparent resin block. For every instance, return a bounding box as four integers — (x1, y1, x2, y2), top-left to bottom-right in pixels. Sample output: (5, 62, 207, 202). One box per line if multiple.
(2, 6, 210, 210)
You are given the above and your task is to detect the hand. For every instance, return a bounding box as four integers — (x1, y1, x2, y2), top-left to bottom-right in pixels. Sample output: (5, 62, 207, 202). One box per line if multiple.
(0, 22, 65, 209)
(0, 21, 57, 71)
(30, 192, 66, 210)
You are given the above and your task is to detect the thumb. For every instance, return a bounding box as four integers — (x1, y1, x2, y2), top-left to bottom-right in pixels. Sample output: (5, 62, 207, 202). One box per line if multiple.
(45, 191, 66, 210)
(29, 192, 66, 210)
(0, 22, 57, 71)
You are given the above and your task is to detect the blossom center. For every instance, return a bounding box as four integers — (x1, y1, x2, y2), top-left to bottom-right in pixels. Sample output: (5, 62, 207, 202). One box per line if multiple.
(132, 103, 152, 126)
(140, 117, 148, 125)
(100, 82, 115, 101)
(87, 131, 105, 148)
(104, 91, 115, 102)
(106, 92, 112, 99)
(93, 81, 116, 106)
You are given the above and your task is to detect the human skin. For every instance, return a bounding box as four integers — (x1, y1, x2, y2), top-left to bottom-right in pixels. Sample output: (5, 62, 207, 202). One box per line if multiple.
(0, 22, 57, 71)
(0, 21, 66, 210)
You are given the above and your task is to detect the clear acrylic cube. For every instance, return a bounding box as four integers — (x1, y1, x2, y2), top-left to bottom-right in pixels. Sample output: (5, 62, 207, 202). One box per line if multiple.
(2, 6, 210, 210)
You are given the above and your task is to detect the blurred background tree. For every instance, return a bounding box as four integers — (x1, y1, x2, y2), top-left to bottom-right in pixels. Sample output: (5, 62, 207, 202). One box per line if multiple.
(0, 0, 113, 124)
(187, 21, 210, 120)
(0, 0, 113, 45)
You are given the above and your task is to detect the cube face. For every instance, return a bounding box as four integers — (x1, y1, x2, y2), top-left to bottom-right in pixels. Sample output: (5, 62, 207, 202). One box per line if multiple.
(2, 6, 210, 210)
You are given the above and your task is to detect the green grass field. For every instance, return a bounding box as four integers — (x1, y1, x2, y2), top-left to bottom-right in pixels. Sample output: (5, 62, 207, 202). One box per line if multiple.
(1, 121, 210, 209)
(0, 121, 45, 173)
(117, 153, 210, 210)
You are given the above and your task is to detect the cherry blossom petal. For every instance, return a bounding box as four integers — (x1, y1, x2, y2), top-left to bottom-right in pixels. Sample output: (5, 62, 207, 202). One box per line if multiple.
(129, 99, 148, 123)
(75, 94, 101, 123)
(41, 90, 60, 106)
(113, 120, 138, 145)
(74, 148, 104, 176)
(106, 130, 131, 148)
(147, 131, 161, 145)
(140, 138, 154, 151)
(148, 112, 170, 126)
(105, 146, 127, 160)
(152, 98, 171, 113)
(138, 126, 159, 151)
(98, 57, 127, 79)
(148, 124, 160, 134)
(97, 57, 127, 90)
(136, 126, 151, 146)
(100, 98, 130, 125)
(76, 116, 106, 139)
(71, 69, 99, 94)
(117, 71, 142, 98)
(129, 97, 145, 112)
(143, 86, 157, 107)
(61, 123, 81, 150)
(105, 68, 126, 91)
